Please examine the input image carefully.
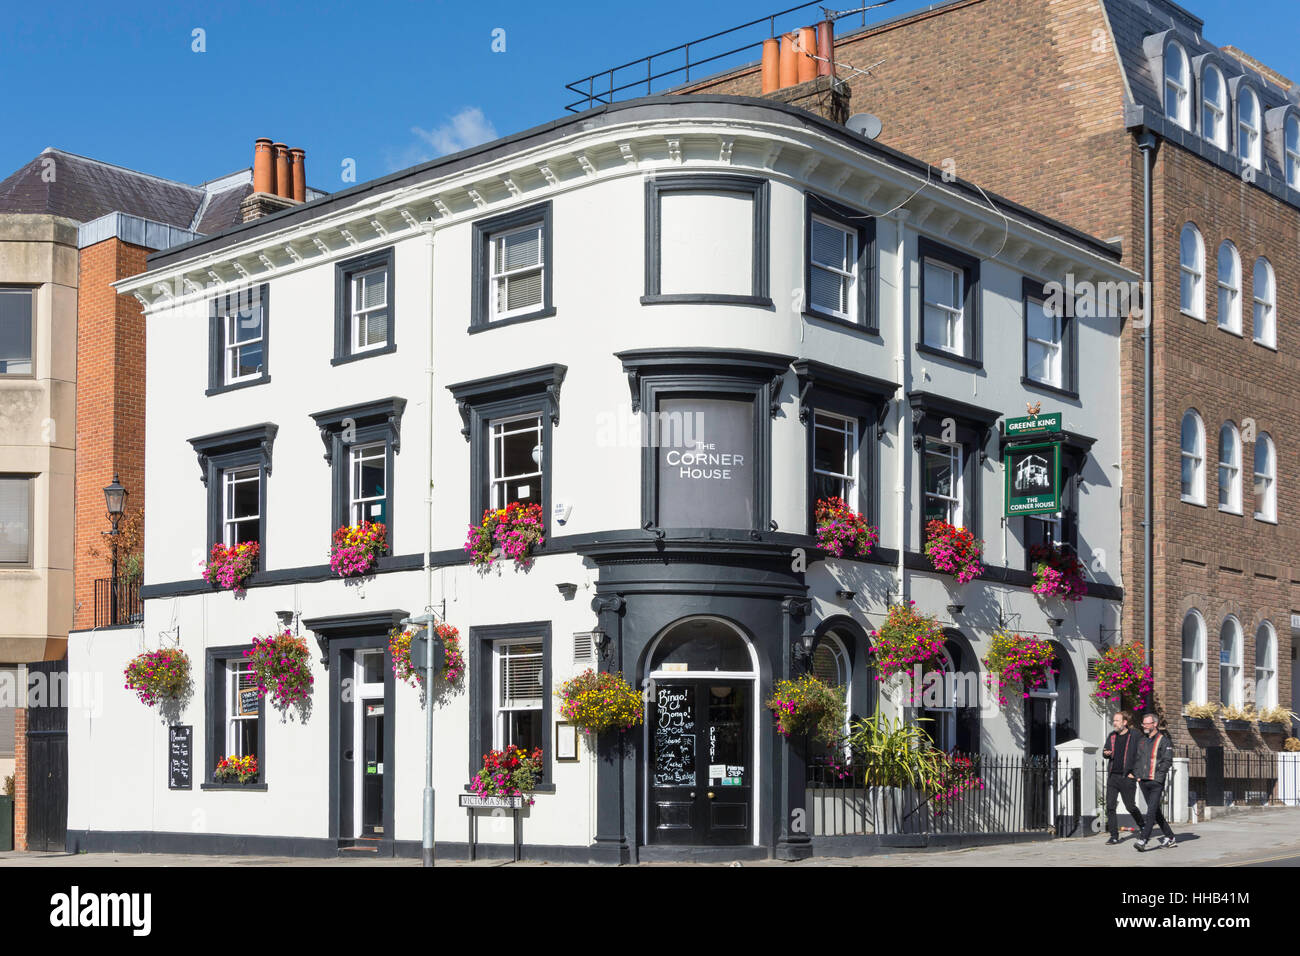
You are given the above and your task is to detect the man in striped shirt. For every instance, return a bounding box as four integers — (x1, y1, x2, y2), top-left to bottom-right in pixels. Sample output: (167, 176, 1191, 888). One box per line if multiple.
(1132, 713, 1177, 851)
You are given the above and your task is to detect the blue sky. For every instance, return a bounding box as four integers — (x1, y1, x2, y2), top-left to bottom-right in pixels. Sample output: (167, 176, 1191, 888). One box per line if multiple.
(1, 0, 1296, 190)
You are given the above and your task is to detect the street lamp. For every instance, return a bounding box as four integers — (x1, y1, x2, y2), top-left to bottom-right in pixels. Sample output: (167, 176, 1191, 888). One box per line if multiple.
(103, 475, 128, 625)
(401, 609, 442, 867)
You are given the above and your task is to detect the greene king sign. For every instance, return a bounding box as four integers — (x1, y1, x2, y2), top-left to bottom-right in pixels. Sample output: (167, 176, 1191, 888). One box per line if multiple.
(1005, 441, 1061, 517)
(1004, 412, 1061, 439)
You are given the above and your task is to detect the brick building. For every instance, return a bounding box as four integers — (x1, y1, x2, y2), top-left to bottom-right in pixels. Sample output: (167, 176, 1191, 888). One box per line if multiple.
(676, 0, 1300, 751)
(0, 143, 318, 848)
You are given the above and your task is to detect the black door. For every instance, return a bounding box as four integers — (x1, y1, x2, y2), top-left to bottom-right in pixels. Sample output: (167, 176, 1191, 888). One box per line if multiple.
(1024, 696, 1053, 830)
(362, 700, 384, 836)
(649, 681, 752, 846)
(26, 660, 68, 852)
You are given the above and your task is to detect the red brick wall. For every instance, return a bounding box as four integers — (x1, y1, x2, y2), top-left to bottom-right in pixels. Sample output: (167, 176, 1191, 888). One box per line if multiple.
(73, 239, 149, 630)
(13, 707, 26, 851)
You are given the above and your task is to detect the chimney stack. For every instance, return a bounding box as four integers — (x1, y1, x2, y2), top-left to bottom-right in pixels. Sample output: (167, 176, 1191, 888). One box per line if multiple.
(253, 138, 275, 194)
(241, 138, 308, 222)
(757, 22, 849, 125)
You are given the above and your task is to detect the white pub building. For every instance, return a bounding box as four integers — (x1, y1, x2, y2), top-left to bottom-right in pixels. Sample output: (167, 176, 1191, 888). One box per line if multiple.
(69, 95, 1136, 862)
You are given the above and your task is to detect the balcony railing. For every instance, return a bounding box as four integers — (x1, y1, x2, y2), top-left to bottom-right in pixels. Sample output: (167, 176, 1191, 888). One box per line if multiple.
(93, 577, 142, 628)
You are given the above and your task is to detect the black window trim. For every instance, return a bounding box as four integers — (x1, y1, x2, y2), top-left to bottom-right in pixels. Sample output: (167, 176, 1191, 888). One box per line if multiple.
(333, 247, 396, 365)
(803, 192, 878, 334)
(467, 621, 555, 791)
(916, 236, 982, 369)
(447, 364, 566, 531)
(0, 285, 36, 380)
(188, 423, 278, 569)
(1021, 277, 1080, 399)
(201, 644, 268, 790)
(206, 283, 270, 395)
(642, 173, 772, 306)
(0, 472, 35, 568)
(794, 359, 898, 537)
(470, 201, 555, 332)
(909, 391, 998, 546)
(309, 397, 406, 545)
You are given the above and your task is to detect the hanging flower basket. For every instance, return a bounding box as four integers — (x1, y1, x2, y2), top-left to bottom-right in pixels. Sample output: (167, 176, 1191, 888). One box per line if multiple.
(1029, 544, 1087, 602)
(214, 754, 259, 785)
(244, 629, 314, 710)
(330, 521, 388, 577)
(468, 746, 544, 804)
(982, 630, 1057, 706)
(203, 541, 259, 592)
(558, 669, 645, 735)
(1090, 641, 1153, 711)
(464, 502, 545, 570)
(869, 601, 947, 682)
(123, 648, 190, 707)
(388, 623, 465, 688)
(814, 497, 879, 559)
(765, 674, 846, 745)
(924, 520, 984, 584)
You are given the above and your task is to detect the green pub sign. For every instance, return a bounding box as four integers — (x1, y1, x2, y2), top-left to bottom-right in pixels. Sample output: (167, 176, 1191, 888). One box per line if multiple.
(1004, 412, 1062, 439)
(1004, 441, 1061, 517)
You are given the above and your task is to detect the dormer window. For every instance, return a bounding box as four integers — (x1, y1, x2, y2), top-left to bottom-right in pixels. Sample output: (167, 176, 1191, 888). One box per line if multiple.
(1285, 114, 1300, 189)
(1164, 42, 1191, 130)
(1237, 87, 1262, 170)
(1201, 64, 1227, 149)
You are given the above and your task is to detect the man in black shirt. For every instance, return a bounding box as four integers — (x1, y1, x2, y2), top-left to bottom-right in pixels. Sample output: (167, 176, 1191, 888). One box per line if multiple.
(1101, 710, 1144, 844)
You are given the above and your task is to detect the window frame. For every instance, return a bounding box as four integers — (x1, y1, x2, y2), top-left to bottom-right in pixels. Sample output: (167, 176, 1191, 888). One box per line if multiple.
(0, 473, 35, 568)
(1182, 610, 1207, 706)
(189, 423, 278, 570)
(803, 192, 877, 333)
(643, 174, 772, 307)
(1252, 257, 1276, 350)
(916, 237, 981, 368)
(0, 286, 35, 379)
(470, 201, 554, 332)
(1236, 84, 1263, 171)
(1201, 62, 1228, 150)
(1255, 622, 1278, 711)
(207, 284, 270, 395)
(1219, 616, 1244, 709)
(333, 248, 395, 365)
(1021, 277, 1077, 397)
(1285, 113, 1300, 191)
(1218, 421, 1242, 514)
(1253, 431, 1276, 523)
(1179, 223, 1205, 320)
(310, 397, 406, 544)
(203, 644, 267, 789)
(910, 392, 996, 547)
(1164, 40, 1191, 130)
(487, 412, 545, 513)
(468, 622, 553, 790)
(221, 464, 262, 550)
(1180, 410, 1206, 506)
(1216, 240, 1241, 334)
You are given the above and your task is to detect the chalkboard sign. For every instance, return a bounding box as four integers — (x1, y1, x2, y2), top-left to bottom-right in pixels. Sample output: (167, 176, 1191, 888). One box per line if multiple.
(653, 685, 696, 787)
(168, 725, 192, 790)
(239, 688, 261, 716)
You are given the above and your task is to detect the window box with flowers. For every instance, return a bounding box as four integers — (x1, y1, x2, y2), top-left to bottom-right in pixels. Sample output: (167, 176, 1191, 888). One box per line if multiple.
(765, 674, 846, 745)
(1258, 708, 1297, 735)
(123, 648, 191, 708)
(464, 501, 545, 570)
(557, 669, 644, 737)
(814, 497, 879, 559)
(1220, 705, 1255, 733)
(329, 521, 387, 577)
(1029, 543, 1087, 602)
(924, 520, 984, 584)
(1092, 642, 1153, 712)
(212, 754, 260, 786)
(468, 746, 544, 804)
(869, 601, 948, 684)
(243, 629, 314, 717)
(982, 630, 1056, 706)
(203, 541, 259, 593)
(389, 623, 465, 695)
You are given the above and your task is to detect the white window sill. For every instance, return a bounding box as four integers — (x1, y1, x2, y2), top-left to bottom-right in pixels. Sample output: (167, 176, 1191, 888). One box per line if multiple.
(1252, 339, 1277, 352)
(1181, 309, 1205, 322)
(1218, 506, 1242, 515)
(1181, 496, 1207, 508)
(1216, 324, 1242, 337)
(1253, 515, 1278, 524)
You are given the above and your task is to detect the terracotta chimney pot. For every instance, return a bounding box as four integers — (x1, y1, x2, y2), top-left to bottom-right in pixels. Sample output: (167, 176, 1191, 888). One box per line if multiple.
(273, 143, 290, 198)
(289, 148, 306, 202)
(797, 26, 817, 83)
(253, 138, 274, 195)
(761, 38, 780, 94)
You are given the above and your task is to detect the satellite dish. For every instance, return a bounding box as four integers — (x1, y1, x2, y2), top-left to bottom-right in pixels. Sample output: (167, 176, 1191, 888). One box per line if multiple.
(846, 113, 883, 140)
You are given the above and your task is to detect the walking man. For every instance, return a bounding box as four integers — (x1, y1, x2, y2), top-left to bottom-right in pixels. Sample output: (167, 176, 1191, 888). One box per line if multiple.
(1132, 712, 1176, 851)
(1102, 710, 1144, 844)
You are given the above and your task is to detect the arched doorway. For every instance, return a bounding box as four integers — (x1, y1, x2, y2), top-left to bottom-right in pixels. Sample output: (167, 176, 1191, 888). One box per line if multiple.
(643, 616, 758, 847)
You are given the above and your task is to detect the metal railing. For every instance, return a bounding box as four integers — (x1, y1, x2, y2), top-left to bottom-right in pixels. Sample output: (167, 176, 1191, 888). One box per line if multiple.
(563, 1, 827, 112)
(93, 577, 142, 628)
(1180, 745, 1293, 807)
(808, 752, 1075, 837)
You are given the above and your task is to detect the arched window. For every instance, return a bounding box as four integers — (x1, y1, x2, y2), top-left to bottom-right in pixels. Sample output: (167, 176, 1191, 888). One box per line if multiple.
(918, 645, 957, 753)
(1286, 114, 1300, 190)
(1252, 257, 1275, 348)
(1180, 410, 1205, 504)
(1164, 42, 1191, 129)
(1218, 422, 1242, 513)
(1237, 87, 1261, 169)
(1255, 622, 1277, 711)
(1216, 240, 1240, 333)
(1219, 616, 1243, 709)
(810, 632, 851, 740)
(1253, 432, 1276, 522)
(1202, 65, 1228, 149)
(1179, 223, 1204, 318)
(1181, 611, 1206, 705)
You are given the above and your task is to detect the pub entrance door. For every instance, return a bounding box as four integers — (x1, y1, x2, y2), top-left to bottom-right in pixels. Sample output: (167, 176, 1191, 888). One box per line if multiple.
(643, 617, 757, 847)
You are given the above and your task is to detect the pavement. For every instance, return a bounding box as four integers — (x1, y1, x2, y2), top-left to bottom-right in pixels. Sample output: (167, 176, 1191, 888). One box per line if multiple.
(1, 807, 1297, 867)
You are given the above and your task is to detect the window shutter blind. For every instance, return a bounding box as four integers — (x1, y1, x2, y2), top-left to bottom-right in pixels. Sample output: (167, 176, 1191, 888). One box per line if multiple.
(810, 219, 848, 269)
(359, 271, 387, 309)
(0, 478, 31, 564)
(500, 643, 544, 708)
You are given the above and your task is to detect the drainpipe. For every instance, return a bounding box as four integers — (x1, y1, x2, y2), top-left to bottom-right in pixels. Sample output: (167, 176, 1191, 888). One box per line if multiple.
(1137, 132, 1157, 675)
(894, 209, 910, 606)
(421, 216, 438, 866)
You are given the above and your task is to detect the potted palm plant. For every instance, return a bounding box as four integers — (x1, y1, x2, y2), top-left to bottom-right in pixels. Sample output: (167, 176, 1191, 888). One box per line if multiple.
(846, 711, 951, 834)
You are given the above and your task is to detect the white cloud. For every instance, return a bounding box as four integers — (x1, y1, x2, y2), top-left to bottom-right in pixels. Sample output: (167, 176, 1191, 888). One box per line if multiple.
(389, 107, 498, 170)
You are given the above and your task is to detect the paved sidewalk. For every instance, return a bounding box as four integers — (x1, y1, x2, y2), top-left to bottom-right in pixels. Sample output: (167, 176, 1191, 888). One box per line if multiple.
(1, 807, 1297, 867)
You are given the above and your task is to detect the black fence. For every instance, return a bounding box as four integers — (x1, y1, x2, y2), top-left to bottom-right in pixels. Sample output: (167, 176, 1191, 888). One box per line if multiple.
(93, 577, 142, 628)
(1181, 745, 1300, 807)
(808, 753, 1080, 837)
